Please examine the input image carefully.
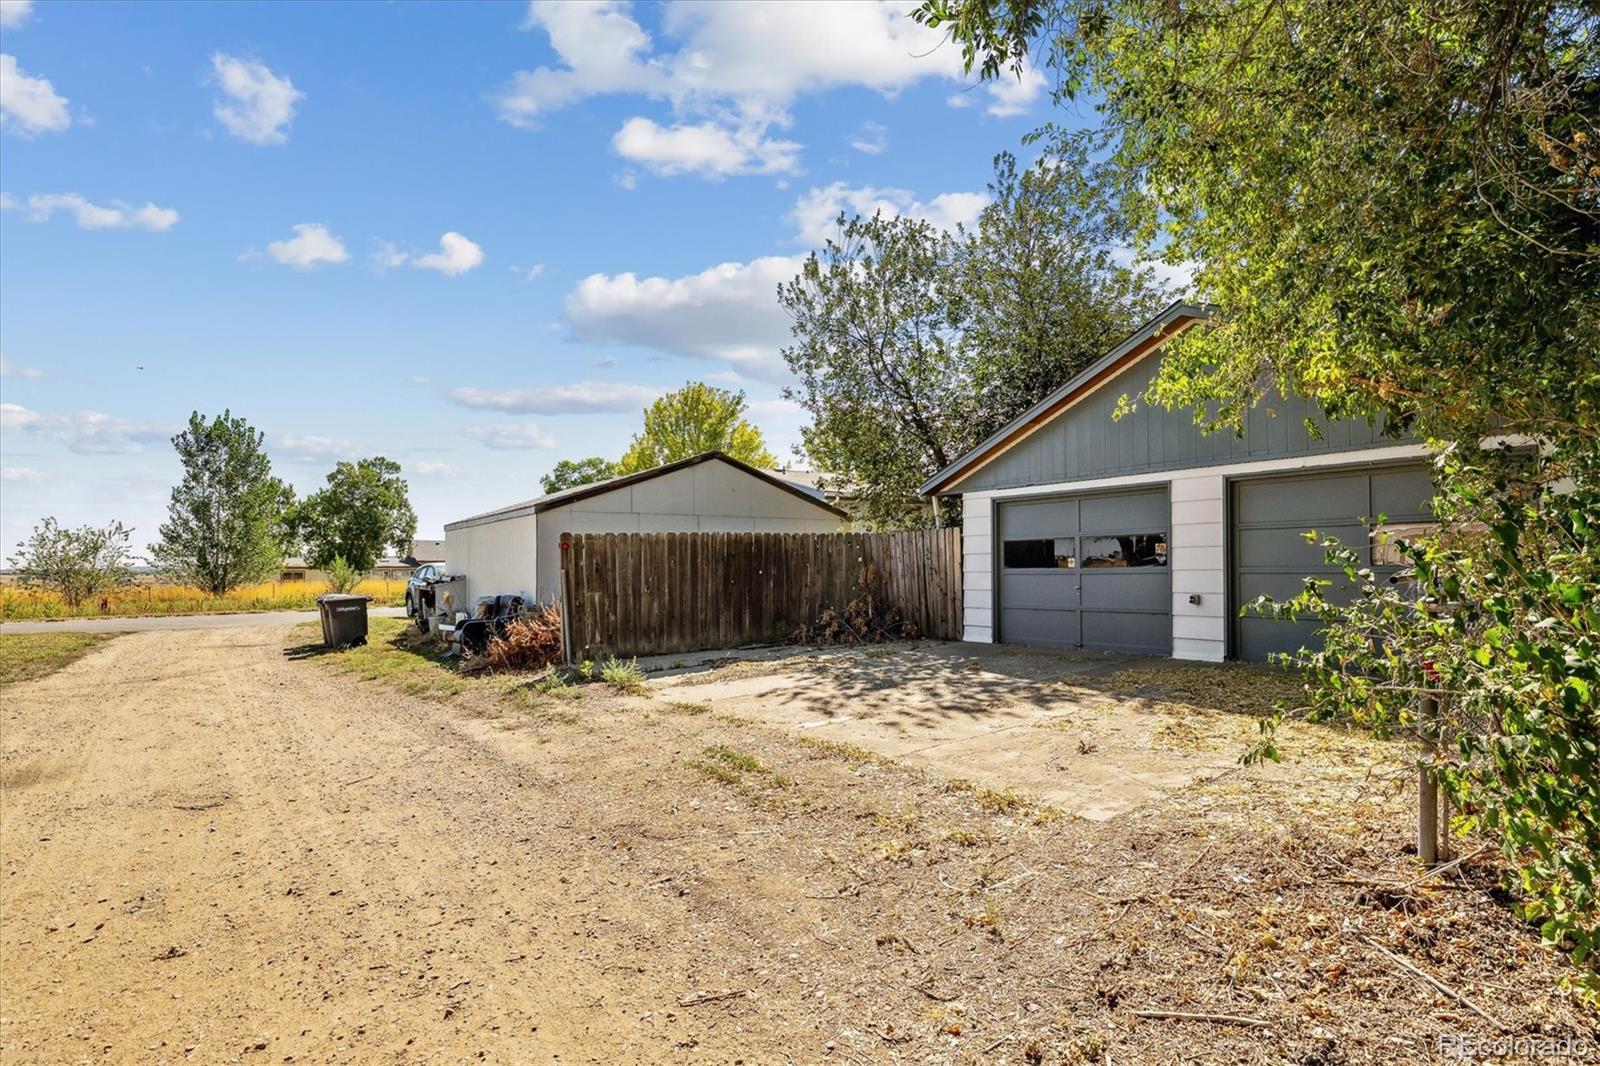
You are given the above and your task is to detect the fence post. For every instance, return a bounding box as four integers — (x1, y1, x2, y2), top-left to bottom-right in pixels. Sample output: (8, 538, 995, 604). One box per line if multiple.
(1418, 692, 1440, 865)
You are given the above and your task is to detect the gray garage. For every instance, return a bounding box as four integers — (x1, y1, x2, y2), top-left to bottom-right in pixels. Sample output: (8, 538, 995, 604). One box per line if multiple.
(1230, 464, 1433, 662)
(998, 487, 1171, 654)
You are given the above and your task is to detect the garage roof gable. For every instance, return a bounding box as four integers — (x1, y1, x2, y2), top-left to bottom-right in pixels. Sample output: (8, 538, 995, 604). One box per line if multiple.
(919, 302, 1216, 497)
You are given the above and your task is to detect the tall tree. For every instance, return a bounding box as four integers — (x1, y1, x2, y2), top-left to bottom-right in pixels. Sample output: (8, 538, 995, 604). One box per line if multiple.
(540, 456, 618, 495)
(615, 383, 777, 475)
(958, 150, 1166, 427)
(915, 0, 1598, 446)
(9, 518, 136, 608)
(150, 411, 291, 595)
(294, 457, 417, 573)
(780, 152, 1165, 526)
(781, 213, 970, 527)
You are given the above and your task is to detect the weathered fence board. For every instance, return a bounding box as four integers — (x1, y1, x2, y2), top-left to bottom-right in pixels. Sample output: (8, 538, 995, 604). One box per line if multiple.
(558, 528, 963, 659)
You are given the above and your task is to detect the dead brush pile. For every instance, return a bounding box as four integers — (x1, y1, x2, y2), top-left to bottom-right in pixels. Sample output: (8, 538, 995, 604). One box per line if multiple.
(791, 564, 919, 645)
(480, 604, 563, 671)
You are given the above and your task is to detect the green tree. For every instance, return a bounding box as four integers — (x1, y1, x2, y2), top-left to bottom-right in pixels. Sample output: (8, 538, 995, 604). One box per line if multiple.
(780, 152, 1163, 526)
(150, 411, 291, 595)
(540, 456, 618, 495)
(295, 457, 417, 573)
(915, 0, 1598, 445)
(615, 383, 777, 475)
(957, 149, 1167, 433)
(9, 518, 136, 608)
(781, 212, 969, 527)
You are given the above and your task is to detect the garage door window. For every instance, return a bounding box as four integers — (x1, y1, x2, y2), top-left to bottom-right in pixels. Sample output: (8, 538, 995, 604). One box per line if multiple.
(1002, 538, 1077, 569)
(1082, 533, 1168, 568)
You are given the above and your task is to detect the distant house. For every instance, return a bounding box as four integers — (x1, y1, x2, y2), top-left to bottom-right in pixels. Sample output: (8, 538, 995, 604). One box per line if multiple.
(444, 451, 847, 607)
(278, 539, 446, 583)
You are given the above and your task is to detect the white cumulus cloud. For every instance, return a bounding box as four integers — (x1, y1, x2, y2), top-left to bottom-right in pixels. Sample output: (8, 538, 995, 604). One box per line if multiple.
(0, 1, 35, 29)
(984, 64, 1048, 117)
(496, 1, 979, 181)
(788, 182, 988, 246)
(611, 116, 799, 178)
(211, 53, 301, 145)
(265, 223, 348, 269)
(565, 255, 806, 379)
(1, 466, 43, 482)
(10, 192, 179, 231)
(447, 381, 663, 415)
(411, 231, 484, 276)
(1, 402, 169, 454)
(409, 461, 457, 477)
(0, 53, 70, 135)
(465, 423, 557, 450)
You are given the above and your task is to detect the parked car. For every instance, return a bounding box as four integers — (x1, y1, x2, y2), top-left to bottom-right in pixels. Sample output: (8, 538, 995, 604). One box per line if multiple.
(405, 564, 445, 617)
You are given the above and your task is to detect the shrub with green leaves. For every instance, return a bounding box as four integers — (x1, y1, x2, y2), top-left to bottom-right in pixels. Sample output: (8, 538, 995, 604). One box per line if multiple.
(1251, 446, 1599, 991)
(324, 555, 362, 594)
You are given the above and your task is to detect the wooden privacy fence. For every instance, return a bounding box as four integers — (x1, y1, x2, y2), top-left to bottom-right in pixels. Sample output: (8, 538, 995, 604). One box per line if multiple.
(558, 528, 963, 659)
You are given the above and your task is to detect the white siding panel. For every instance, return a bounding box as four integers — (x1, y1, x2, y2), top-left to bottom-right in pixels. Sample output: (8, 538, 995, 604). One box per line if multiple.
(1171, 498, 1224, 527)
(966, 567, 993, 592)
(1173, 614, 1226, 640)
(966, 588, 993, 611)
(964, 624, 995, 643)
(1173, 636, 1226, 662)
(1172, 521, 1225, 548)
(962, 495, 996, 644)
(1172, 543, 1224, 573)
(964, 606, 993, 627)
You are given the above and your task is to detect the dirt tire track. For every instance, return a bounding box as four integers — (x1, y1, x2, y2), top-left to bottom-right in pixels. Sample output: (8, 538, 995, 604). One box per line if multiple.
(1, 627, 708, 1063)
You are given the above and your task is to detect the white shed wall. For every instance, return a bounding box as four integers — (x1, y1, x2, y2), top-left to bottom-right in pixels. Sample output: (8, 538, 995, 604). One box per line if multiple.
(533, 461, 840, 601)
(443, 512, 539, 609)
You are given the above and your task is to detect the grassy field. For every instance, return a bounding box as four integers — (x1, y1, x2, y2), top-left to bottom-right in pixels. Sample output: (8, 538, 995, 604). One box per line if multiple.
(0, 632, 116, 685)
(0, 578, 406, 620)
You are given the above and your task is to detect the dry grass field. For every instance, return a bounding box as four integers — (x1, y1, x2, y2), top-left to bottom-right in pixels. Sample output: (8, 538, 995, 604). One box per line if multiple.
(0, 578, 405, 620)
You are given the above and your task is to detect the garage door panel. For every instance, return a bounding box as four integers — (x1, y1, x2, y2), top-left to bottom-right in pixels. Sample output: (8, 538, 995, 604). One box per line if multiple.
(998, 488, 1170, 653)
(1232, 464, 1431, 662)
(1081, 611, 1169, 654)
(1081, 491, 1166, 532)
(1003, 608, 1082, 648)
(1235, 473, 1368, 523)
(1235, 572, 1363, 607)
(1234, 523, 1368, 570)
(1371, 467, 1435, 520)
(1001, 499, 1080, 538)
(1236, 616, 1325, 661)
(1080, 570, 1168, 611)
(999, 571, 1079, 610)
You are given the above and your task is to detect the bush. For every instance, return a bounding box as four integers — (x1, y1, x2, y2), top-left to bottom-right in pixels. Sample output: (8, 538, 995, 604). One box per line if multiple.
(791, 564, 919, 645)
(600, 656, 647, 694)
(1251, 446, 1599, 993)
(481, 605, 564, 672)
(8, 518, 136, 609)
(325, 556, 362, 594)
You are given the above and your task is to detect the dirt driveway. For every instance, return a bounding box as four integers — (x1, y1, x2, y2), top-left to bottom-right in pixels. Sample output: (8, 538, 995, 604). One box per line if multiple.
(1, 625, 1590, 1064)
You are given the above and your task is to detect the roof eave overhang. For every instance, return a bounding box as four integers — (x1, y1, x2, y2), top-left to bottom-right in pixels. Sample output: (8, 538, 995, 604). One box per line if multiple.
(919, 302, 1217, 498)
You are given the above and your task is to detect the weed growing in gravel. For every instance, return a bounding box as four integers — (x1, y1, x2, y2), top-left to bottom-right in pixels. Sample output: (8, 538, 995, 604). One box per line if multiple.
(666, 700, 711, 715)
(601, 656, 647, 694)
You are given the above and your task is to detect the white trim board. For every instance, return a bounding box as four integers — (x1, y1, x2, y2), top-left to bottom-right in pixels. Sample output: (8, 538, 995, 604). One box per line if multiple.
(960, 443, 1429, 502)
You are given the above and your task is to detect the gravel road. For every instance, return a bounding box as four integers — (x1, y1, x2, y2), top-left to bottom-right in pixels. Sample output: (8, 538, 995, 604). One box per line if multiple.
(0, 625, 701, 1062)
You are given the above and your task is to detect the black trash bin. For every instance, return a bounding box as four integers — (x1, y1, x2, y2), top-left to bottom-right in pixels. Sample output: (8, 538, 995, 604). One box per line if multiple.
(316, 593, 373, 648)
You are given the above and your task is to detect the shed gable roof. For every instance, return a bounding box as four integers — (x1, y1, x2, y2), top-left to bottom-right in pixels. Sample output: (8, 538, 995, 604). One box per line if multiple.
(920, 301, 1216, 496)
(445, 451, 849, 531)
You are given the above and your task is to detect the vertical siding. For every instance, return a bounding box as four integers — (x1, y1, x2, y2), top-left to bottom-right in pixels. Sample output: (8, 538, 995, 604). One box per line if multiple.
(954, 349, 1408, 493)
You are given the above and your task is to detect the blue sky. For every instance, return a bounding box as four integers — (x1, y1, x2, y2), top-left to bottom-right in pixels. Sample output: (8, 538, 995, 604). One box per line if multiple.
(0, 0, 1060, 553)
